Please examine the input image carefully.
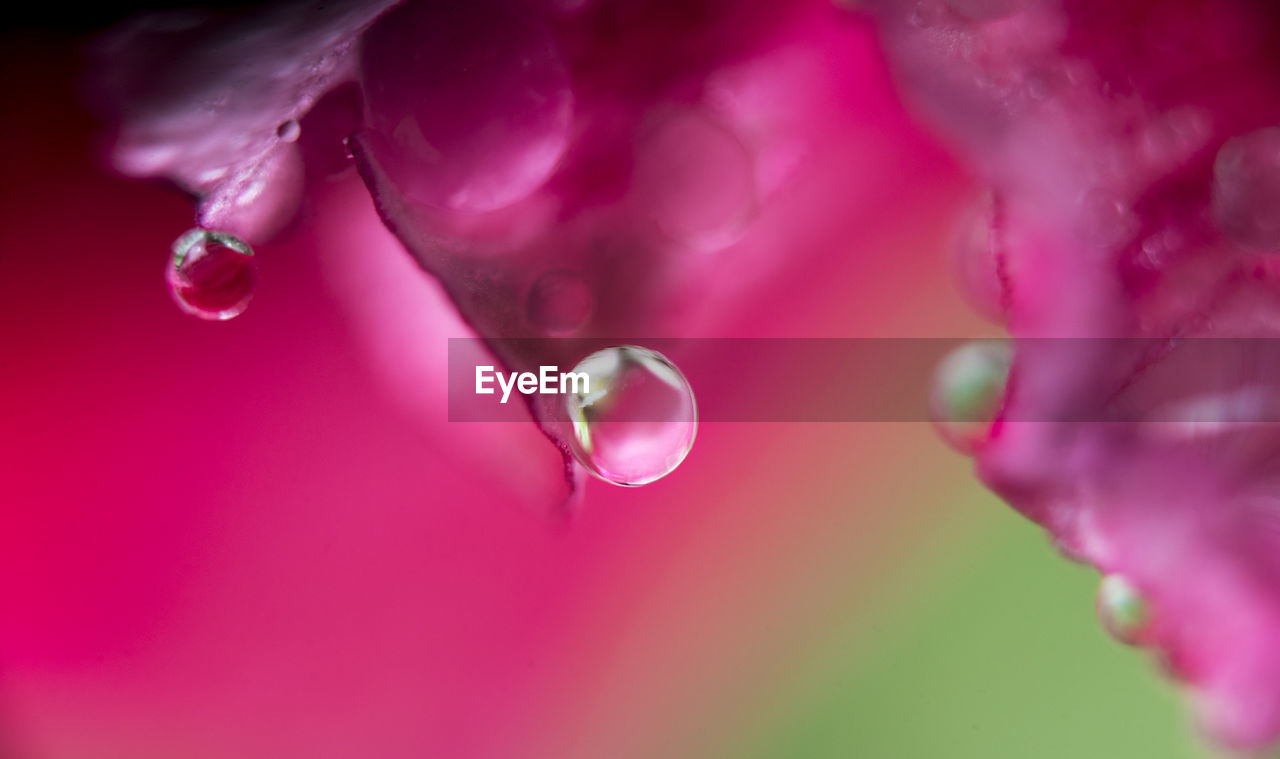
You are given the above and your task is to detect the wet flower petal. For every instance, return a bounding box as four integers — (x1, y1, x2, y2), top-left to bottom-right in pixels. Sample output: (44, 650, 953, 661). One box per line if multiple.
(869, 0, 1280, 750)
(97, 0, 927, 493)
(94, 0, 399, 242)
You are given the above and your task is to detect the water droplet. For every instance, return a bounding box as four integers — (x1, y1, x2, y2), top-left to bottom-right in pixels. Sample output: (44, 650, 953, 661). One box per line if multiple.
(167, 228, 257, 320)
(1213, 127, 1280, 251)
(930, 340, 1012, 454)
(564, 346, 697, 487)
(1096, 573, 1152, 645)
(526, 270, 592, 335)
(276, 119, 301, 142)
(359, 0, 572, 212)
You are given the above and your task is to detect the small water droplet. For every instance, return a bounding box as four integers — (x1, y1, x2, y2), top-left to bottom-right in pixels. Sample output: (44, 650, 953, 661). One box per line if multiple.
(276, 119, 301, 142)
(1096, 573, 1152, 645)
(1213, 128, 1280, 251)
(564, 346, 697, 487)
(526, 270, 592, 335)
(167, 228, 257, 320)
(930, 340, 1012, 454)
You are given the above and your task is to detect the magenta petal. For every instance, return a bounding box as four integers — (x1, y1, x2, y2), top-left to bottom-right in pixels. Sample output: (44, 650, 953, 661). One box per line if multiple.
(95, 0, 398, 242)
(358, 0, 574, 213)
(873, 0, 1280, 749)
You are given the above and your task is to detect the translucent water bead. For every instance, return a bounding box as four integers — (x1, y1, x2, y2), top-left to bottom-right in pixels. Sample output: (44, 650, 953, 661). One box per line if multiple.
(1096, 573, 1153, 646)
(166, 228, 257, 320)
(564, 346, 697, 487)
(930, 340, 1012, 454)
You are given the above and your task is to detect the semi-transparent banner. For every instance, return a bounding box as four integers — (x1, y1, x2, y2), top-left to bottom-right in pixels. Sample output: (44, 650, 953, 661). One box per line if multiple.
(447, 337, 1280, 422)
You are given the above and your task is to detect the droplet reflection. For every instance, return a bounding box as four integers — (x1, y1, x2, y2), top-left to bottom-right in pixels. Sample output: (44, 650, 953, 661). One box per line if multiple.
(565, 346, 696, 487)
(930, 340, 1012, 454)
(1097, 573, 1152, 646)
(167, 228, 257, 320)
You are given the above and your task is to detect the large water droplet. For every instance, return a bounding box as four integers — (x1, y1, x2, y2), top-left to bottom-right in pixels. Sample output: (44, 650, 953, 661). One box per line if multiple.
(1213, 127, 1280, 251)
(564, 346, 697, 487)
(1096, 573, 1152, 646)
(526, 270, 592, 335)
(167, 228, 257, 320)
(930, 340, 1011, 454)
(359, 0, 572, 213)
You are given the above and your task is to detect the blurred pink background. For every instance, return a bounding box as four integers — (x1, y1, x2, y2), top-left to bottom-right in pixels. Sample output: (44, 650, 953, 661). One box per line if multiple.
(0, 17, 1197, 759)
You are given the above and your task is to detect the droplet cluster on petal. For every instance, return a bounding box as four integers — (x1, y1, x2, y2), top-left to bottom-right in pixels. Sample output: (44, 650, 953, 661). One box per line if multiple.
(870, 0, 1280, 750)
(98, 0, 903, 489)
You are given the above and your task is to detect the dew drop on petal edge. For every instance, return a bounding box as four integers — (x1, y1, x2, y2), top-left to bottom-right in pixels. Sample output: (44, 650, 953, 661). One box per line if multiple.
(930, 340, 1012, 454)
(565, 346, 697, 487)
(167, 228, 257, 321)
(1097, 573, 1152, 646)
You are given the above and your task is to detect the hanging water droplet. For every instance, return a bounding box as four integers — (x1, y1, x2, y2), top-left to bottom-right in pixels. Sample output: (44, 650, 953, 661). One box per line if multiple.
(276, 119, 301, 142)
(564, 346, 697, 487)
(1096, 573, 1152, 646)
(930, 340, 1012, 454)
(166, 228, 257, 320)
(526, 270, 592, 335)
(1213, 127, 1280, 251)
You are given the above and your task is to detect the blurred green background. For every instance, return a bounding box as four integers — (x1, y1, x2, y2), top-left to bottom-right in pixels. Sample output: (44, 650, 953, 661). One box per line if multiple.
(733, 478, 1213, 759)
